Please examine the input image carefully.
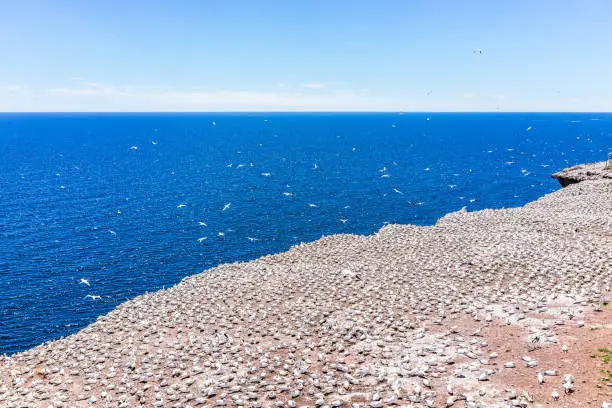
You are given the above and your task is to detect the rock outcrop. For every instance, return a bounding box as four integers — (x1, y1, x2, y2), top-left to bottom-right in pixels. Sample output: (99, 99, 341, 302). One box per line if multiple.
(552, 161, 612, 187)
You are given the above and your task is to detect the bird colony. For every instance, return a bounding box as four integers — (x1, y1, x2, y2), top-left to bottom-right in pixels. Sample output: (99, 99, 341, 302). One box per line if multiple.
(1, 163, 611, 408)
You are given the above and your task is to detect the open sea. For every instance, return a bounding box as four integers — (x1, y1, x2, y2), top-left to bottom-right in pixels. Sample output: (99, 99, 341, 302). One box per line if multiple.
(0, 112, 610, 355)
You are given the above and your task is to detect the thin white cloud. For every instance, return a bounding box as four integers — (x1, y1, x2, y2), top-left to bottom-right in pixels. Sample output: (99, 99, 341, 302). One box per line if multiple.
(0, 85, 22, 92)
(0, 82, 611, 112)
(301, 83, 326, 89)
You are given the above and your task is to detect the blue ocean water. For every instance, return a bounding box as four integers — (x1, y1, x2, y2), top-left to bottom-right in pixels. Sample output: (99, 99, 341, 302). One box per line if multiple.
(0, 113, 610, 355)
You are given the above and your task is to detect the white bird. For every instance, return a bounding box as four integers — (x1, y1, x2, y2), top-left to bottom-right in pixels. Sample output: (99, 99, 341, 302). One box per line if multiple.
(211, 121, 216, 126)
(526, 126, 533, 131)
(552, 391, 559, 400)
(380, 174, 391, 178)
(197, 237, 207, 243)
(108, 230, 116, 235)
(339, 218, 348, 224)
(448, 184, 456, 189)
(424, 167, 430, 171)
(351, 147, 357, 152)
(379, 167, 387, 172)
(85, 295, 101, 300)
(261, 172, 271, 177)
(79, 278, 90, 286)
(218, 232, 225, 237)
(393, 188, 403, 194)
(236, 164, 245, 168)
(282, 192, 293, 197)
(177, 204, 187, 208)
(538, 372, 544, 384)
(129, 146, 138, 150)
(247, 237, 259, 242)
(308, 203, 317, 208)
(151, 140, 158, 145)
(446, 383, 453, 395)
(602, 402, 610, 408)
(561, 344, 569, 353)
(222, 203, 231, 212)
(198, 221, 207, 226)
(312, 163, 319, 170)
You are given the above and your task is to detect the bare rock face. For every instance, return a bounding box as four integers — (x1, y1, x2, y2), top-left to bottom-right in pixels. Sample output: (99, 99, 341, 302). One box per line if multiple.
(552, 161, 612, 187)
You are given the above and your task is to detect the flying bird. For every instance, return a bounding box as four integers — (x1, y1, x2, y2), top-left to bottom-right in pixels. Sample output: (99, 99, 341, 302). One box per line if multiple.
(85, 295, 101, 301)
(222, 203, 231, 212)
(177, 204, 187, 208)
(79, 278, 90, 286)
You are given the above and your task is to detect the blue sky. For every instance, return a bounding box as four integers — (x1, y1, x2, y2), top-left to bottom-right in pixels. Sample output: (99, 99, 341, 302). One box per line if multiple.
(0, 0, 610, 111)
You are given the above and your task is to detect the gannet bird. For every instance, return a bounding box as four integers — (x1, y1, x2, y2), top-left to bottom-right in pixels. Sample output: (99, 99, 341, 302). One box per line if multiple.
(393, 188, 403, 194)
(261, 172, 271, 177)
(551, 391, 559, 400)
(308, 203, 317, 208)
(247, 237, 259, 242)
(282, 192, 293, 197)
(108, 230, 116, 235)
(538, 372, 544, 384)
(380, 174, 390, 178)
(424, 167, 430, 171)
(222, 203, 231, 212)
(79, 278, 90, 286)
(177, 204, 187, 208)
(526, 126, 533, 131)
(227, 163, 233, 168)
(151, 140, 158, 145)
(236, 164, 245, 168)
(197, 237, 207, 243)
(351, 147, 357, 152)
(378, 166, 387, 172)
(129, 146, 138, 150)
(211, 121, 216, 126)
(218, 232, 225, 237)
(198, 221, 207, 226)
(448, 184, 456, 189)
(85, 295, 101, 300)
(339, 218, 348, 224)
(312, 163, 319, 170)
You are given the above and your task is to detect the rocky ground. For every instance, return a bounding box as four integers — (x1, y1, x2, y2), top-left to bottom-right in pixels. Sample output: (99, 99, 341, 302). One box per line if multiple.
(1, 162, 611, 408)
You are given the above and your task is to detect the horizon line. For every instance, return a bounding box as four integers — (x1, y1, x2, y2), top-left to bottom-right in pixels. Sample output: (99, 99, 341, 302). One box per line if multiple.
(1, 111, 611, 115)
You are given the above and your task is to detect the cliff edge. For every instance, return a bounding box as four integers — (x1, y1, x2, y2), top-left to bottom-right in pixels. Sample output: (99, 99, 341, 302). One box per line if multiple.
(552, 160, 612, 187)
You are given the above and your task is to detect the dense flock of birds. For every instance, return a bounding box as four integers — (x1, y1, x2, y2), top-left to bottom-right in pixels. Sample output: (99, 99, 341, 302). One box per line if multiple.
(1, 162, 610, 407)
(76, 120, 565, 302)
